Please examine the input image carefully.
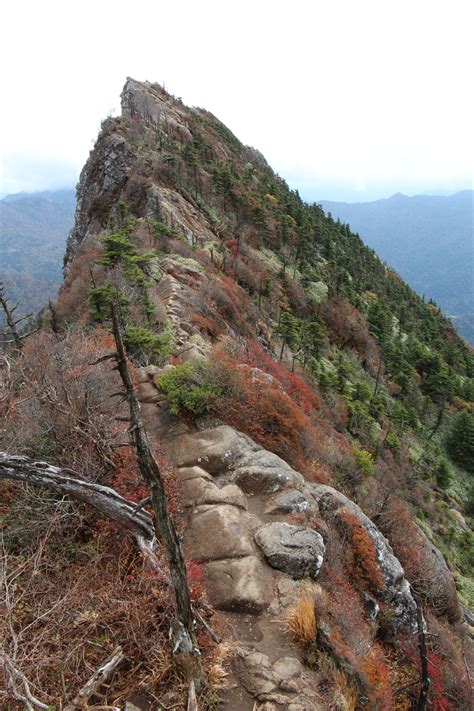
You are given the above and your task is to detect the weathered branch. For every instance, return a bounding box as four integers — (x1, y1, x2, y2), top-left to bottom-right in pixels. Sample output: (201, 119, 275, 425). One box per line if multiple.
(0, 283, 23, 350)
(0, 452, 155, 544)
(187, 679, 198, 711)
(64, 645, 124, 711)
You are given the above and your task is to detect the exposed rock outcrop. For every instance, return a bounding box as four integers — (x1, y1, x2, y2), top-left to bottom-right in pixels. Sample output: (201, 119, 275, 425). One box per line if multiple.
(311, 484, 417, 626)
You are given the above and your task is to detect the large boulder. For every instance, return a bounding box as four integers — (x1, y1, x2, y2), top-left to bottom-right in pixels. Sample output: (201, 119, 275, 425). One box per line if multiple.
(136, 381, 162, 403)
(255, 522, 325, 579)
(170, 425, 304, 494)
(264, 489, 317, 515)
(170, 426, 259, 473)
(232, 647, 324, 707)
(181, 476, 247, 509)
(233, 451, 304, 494)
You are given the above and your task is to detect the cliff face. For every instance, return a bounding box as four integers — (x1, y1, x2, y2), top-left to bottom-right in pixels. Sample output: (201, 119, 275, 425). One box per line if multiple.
(50, 78, 474, 708)
(64, 78, 210, 273)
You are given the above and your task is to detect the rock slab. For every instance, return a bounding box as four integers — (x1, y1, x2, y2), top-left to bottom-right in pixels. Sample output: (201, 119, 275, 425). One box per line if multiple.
(205, 556, 272, 613)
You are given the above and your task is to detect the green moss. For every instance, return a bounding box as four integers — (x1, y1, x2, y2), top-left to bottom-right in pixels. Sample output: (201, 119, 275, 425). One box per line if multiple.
(161, 254, 203, 272)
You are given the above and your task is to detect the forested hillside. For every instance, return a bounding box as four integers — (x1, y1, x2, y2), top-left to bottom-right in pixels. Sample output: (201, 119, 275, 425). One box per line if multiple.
(0, 190, 75, 322)
(320, 191, 474, 343)
(1, 79, 472, 710)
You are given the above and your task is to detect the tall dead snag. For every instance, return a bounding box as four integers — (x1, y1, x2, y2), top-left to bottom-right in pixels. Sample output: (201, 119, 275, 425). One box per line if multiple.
(109, 302, 202, 682)
(415, 600, 430, 711)
(0, 282, 33, 350)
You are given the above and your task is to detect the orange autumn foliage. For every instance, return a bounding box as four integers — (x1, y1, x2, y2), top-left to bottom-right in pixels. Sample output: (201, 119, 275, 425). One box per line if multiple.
(362, 646, 394, 709)
(340, 509, 385, 593)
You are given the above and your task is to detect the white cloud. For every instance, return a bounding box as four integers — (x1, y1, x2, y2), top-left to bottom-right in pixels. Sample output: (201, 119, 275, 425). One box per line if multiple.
(1, 0, 473, 199)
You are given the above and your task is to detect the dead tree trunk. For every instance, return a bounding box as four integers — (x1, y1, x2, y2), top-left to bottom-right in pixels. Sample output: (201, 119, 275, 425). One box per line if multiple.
(415, 600, 430, 711)
(109, 302, 202, 682)
(0, 453, 155, 545)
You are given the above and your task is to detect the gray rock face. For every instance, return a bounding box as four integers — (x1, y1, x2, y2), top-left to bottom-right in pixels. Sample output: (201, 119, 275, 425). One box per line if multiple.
(233, 647, 323, 706)
(177, 465, 213, 482)
(233, 451, 304, 494)
(178, 343, 207, 364)
(64, 133, 135, 273)
(255, 522, 325, 579)
(264, 489, 316, 515)
(121, 77, 192, 140)
(181, 476, 247, 509)
(311, 484, 417, 626)
(170, 426, 304, 494)
(205, 556, 272, 612)
(184, 505, 256, 562)
(136, 381, 162, 403)
(171, 425, 260, 473)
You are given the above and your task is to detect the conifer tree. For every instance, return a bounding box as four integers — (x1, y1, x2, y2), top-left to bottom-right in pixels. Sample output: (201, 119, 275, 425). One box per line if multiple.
(447, 411, 474, 472)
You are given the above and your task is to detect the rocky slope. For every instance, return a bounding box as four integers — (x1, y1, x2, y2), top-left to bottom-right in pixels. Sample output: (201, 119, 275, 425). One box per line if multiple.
(2, 78, 472, 709)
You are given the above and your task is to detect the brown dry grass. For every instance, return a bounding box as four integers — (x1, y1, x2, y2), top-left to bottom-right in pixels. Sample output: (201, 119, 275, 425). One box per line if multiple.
(284, 589, 317, 645)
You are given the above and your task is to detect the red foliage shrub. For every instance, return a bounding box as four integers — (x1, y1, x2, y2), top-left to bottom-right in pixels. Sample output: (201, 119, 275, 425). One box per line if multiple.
(319, 295, 380, 376)
(186, 560, 205, 601)
(380, 501, 460, 621)
(218, 368, 310, 468)
(241, 339, 320, 414)
(361, 645, 394, 709)
(427, 651, 456, 711)
(192, 310, 225, 339)
(56, 245, 101, 323)
(339, 509, 386, 594)
(109, 446, 148, 503)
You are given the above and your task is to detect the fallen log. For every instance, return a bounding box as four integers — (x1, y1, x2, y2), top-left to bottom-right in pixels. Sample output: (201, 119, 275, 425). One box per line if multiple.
(0, 452, 155, 545)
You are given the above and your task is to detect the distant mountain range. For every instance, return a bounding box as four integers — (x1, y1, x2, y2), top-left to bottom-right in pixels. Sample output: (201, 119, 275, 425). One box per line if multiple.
(319, 191, 474, 343)
(0, 189, 75, 321)
(1, 187, 472, 344)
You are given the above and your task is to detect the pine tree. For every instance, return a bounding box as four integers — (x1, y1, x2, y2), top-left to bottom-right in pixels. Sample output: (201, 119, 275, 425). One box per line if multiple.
(446, 411, 474, 472)
(276, 311, 299, 360)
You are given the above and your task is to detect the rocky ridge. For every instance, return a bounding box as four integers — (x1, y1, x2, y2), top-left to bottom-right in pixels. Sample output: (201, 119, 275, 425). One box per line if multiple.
(54, 77, 472, 708)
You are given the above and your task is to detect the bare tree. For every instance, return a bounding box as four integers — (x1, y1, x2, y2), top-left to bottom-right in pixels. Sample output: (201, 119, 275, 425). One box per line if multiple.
(109, 301, 202, 685)
(0, 282, 35, 350)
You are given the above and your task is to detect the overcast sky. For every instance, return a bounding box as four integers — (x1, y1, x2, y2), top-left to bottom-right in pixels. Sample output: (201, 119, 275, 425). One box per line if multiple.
(1, 0, 473, 202)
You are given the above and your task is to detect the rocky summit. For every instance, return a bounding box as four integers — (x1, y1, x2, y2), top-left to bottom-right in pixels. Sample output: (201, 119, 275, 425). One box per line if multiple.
(1, 78, 473, 710)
